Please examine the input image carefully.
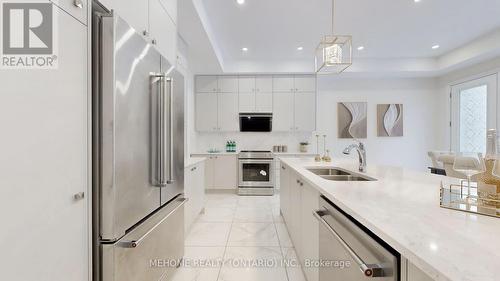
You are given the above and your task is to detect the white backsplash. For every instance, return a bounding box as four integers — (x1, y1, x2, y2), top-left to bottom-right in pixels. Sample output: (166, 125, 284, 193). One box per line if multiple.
(194, 132, 318, 153)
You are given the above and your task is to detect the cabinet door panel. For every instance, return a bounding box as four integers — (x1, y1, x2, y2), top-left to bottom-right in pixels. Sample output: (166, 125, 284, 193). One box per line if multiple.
(290, 175, 302, 257)
(213, 156, 237, 189)
(256, 92, 273, 113)
(51, 0, 87, 25)
(256, 76, 273, 92)
(239, 92, 256, 112)
(159, 0, 177, 24)
(239, 76, 255, 93)
(301, 183, 319, 281)
(205, 157, 215, 189)
(294, 92, 316, 131)
(149, 0, 177, 64)
(218, 93, 239, 131)
(0, 9, 88, 281)
(294, 75, 316, 92)
(100, 0, 148, 35)
(279, 164, 290, 223)
(196, 93, 218, 131)
(219, 76, 238, 93)
(273, 76, 294, 93)
(273, 92, 294, 131)
(196, 76, 218, 93)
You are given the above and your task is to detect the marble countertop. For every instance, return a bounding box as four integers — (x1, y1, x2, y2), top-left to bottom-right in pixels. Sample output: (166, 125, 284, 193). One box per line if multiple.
(280, 158, 500, 281)
(184, 157, 207, 168)
(191, 152, 316, 157)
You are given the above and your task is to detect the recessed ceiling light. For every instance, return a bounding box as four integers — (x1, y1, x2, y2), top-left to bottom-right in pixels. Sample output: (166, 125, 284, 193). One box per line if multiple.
(241, 47, 248, 52)
(432, 45, 440, 49)
(357, 46, 365, 51)
(414, 0, 421, 2)
(237, 0, 245, 5)
(297, 47, 303, 51)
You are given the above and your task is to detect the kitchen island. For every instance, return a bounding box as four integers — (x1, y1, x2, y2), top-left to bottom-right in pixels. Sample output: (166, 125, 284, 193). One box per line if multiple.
(279, 157, 500, 281)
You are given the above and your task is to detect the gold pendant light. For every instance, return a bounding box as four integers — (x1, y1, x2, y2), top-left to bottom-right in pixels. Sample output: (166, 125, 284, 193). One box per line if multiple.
(315, 0, 352, 74)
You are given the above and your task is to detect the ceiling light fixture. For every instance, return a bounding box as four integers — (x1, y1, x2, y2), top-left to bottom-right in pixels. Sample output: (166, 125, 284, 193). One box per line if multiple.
(432, 45, 440, 49)
(237, 0, 245, 5)
(297, 47, 304, 51)
(414, 0, 421, 3)
(315, 0, 352, 74)
(357, 46, 365, 51)
(241, 47, 249, 52)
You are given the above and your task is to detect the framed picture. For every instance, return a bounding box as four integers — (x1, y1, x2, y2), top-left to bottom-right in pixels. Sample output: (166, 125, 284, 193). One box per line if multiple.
(338, 102, 367, 138)
(377, 104, 403, 137)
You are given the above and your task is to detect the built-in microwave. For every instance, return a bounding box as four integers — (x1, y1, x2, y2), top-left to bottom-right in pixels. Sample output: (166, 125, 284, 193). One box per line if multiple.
(239, 113, 272, 132)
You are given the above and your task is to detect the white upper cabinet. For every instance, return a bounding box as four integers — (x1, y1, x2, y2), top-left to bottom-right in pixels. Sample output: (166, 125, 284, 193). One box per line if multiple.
(196, 76, 218, 93)
(273, 92, 295, 131)
(218, 93, 239, 131)
(273, 76, 295, 92)
(239, 76, 256, 93)
(239, 92, 255, 112)
(159, 0, 177, 24)
(294, 75, 316, 92)
(100, 0, 148, 35)
(50, 0, 88, 25)
(255, 76, 273, 92)
(294, 92, 316, 131)
(149, 0, 177, 64)
(256, 92, 273, 112)
(219, 76, 239, 93)
(195, 92, 218, 132)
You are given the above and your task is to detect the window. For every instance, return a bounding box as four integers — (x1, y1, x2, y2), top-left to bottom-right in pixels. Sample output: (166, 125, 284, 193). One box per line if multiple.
(451, 75, 498, 154)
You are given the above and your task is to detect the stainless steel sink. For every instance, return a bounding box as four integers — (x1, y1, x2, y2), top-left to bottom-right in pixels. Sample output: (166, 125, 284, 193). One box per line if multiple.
(306, 167, 376, 181)
(307, 168, 351, 176)
(319, 175, 373, 181)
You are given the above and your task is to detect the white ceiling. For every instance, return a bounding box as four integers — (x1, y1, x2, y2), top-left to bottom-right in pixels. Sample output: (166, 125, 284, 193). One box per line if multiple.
(180, 0, 500, 75)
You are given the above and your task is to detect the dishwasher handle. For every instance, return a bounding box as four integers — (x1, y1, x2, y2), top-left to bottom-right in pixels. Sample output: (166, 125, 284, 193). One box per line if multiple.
(313, 209, 385, 278)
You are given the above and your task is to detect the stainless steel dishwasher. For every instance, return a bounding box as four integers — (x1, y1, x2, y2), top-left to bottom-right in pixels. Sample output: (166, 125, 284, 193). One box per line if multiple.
(313, 196, 399, 280)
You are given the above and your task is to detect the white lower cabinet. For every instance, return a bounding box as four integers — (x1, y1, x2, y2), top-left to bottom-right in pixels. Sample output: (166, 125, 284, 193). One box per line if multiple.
(282, 166, 319, 281)
(403, 259, 434, 281)
(184, 161, 206, 232)
(204, 155, 238, 190)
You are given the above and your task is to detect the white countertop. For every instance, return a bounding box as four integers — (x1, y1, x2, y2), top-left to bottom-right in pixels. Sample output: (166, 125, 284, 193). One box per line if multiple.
(191, 152, 316, 157)
(280, 158, 500, 281)
(184, 157, 207, 168)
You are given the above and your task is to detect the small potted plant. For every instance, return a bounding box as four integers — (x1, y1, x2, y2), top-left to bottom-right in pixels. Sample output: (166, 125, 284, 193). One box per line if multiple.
(299, 141, 309, 153)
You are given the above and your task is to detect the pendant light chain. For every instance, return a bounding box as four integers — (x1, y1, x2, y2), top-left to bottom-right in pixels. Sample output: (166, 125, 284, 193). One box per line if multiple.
(331, 0, 335, 34)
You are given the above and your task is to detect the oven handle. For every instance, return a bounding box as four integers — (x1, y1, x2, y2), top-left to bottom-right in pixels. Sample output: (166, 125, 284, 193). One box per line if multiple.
(238, 159, 274, 163)
(313, 209, 385, 278)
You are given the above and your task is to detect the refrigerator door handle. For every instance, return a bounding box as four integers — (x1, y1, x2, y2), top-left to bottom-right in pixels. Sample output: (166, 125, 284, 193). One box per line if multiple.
(166, 76, 175, 184)
(151, 73, 167, 187)
(118, 197, 188, 248)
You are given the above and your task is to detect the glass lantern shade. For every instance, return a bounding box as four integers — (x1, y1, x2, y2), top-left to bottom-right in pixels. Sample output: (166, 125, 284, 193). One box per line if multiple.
(315, 35, 352, 74)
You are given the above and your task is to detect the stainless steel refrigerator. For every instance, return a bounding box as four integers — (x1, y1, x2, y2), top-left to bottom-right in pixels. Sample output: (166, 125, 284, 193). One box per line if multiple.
(92, 6, 185, 281)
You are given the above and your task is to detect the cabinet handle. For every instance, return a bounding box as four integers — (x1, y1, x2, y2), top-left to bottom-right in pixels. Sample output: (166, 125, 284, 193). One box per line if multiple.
(73, 0, 83, 8)
(74, 192, 85, 201)
(282, 166, 285, 170)
(191, 166, 197, 171)
(151, 39, 157, 45)
(296, 179, 300, 183)
(300, 182, 303, 186)
(143, 30, 149, 36)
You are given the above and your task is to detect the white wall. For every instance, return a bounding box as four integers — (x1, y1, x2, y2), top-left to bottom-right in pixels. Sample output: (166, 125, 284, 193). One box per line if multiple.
(316, 77, 439, 171)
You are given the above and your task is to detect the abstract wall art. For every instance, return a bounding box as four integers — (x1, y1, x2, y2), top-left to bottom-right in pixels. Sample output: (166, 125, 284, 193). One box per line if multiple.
(377, 104, 403, 137)
(338, 102, 367, 138)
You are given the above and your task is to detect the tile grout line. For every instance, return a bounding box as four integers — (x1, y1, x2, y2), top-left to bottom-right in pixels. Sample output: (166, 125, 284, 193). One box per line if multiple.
(215, 196, 237, 281)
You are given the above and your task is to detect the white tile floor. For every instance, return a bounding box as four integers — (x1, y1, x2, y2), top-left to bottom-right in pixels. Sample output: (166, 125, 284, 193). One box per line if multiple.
(171, 193, 307, 281)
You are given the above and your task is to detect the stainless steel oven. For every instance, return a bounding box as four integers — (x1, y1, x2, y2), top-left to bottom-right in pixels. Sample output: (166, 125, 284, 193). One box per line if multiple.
(314, 195, 399, 281)
(238, 151, 274, 196)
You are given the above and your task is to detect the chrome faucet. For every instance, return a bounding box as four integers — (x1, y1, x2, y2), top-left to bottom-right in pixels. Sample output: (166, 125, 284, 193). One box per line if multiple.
(343, 142, 367, 172)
